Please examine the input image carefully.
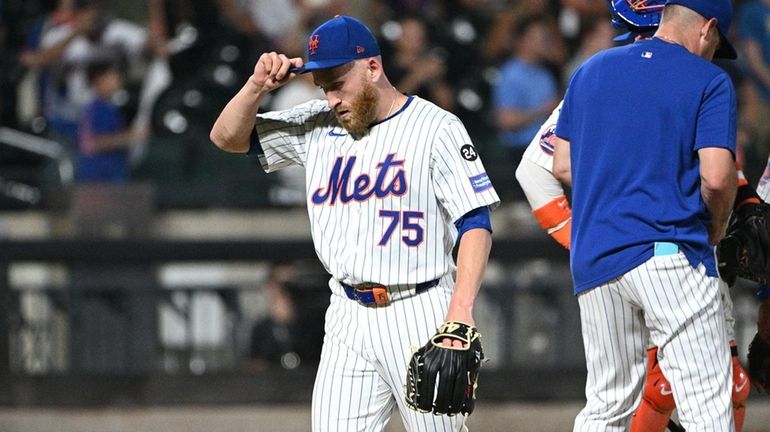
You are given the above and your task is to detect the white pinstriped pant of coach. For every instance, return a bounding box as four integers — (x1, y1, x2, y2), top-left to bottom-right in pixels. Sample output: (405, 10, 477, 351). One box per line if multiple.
(312, 274, 466, 432)
(574, 249, 734, 432)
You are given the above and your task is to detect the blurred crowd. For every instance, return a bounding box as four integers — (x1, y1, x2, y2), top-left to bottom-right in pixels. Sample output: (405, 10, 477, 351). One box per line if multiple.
(2, 0, 770, 206)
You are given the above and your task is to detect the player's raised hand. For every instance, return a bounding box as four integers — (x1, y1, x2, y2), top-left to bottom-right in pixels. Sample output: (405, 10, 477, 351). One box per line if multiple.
(249, 52, 303, 94)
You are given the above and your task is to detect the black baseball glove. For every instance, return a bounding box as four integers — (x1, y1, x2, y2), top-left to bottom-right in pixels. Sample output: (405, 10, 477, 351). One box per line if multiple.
(748, 332, 770, 393)
(717, 202, 770, 286)
(404, 321, 483, 416)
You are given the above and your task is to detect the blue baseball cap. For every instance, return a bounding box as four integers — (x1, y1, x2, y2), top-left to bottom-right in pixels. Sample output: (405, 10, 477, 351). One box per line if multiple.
(664, 0, 737, 59)
(292, 15, 380, 74)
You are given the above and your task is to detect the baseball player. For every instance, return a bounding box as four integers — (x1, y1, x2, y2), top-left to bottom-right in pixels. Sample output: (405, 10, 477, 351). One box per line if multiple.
(520, 114, 752, 432)
(517, 4, 751, 431)
(552, 0, 740, 429)
(209, 15, 499, 432)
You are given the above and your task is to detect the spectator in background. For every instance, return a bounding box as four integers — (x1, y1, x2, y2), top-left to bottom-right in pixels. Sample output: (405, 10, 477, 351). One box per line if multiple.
(561, 16, 614, 86)
(249, 263, 324, 370)
(493, 15, 560, 174)
(246, 0, 304, 52)
(713, 55, 763, 178)
(18, 0, 98, 141)
(75, 59, 147, 183)
(737, 0, 770, 172)
(19, 0, 149, 149)
(561, 0, 608, 18)
(249, 264, 302, 370)
(387, 15, 455, 111)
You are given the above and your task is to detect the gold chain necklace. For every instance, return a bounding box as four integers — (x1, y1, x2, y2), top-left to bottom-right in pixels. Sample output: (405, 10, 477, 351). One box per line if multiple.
(385, 87, 398, 118)
(657, 35, 682, 47)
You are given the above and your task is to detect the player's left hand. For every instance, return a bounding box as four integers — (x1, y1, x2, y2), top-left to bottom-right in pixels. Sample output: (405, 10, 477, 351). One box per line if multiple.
(405, 321, 483, 416)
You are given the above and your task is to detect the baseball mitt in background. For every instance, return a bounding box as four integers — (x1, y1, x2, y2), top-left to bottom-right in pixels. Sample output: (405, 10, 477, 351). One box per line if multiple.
(404, 321, 483, 416)
(717, 202, 770, 286)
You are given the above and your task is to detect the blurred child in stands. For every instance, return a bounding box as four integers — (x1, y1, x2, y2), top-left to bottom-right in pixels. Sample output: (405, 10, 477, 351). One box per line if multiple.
(76, 58, 147, 182)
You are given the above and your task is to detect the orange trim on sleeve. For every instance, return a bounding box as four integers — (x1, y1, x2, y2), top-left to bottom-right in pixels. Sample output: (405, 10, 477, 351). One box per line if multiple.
(533, 195, 572, 250)
(533, 195, 571, 229)
(550, 219, 571, 250)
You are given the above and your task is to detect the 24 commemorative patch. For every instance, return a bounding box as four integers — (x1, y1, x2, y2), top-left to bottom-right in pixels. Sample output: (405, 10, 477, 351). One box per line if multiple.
(460, 144, 478, 161)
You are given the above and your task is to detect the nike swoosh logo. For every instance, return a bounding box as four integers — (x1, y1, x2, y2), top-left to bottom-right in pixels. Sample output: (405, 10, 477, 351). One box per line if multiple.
(660, 388, 673, 396)
(735, 379, 748, 393)
(328, 130, 347, 137)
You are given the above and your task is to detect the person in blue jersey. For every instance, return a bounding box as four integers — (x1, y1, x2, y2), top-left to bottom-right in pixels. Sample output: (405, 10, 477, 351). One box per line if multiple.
(76, 58, 147, 182)
(553, 0, 740, 430)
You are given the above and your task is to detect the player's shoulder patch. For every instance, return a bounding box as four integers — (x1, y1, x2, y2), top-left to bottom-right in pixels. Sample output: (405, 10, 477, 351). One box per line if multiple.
(469, 172, 492, 193)
(460, 144, 478, 161)
(539, 124, 557, 156)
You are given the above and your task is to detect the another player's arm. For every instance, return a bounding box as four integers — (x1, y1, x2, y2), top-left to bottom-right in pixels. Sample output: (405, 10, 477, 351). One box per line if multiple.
(516, 102, 571, 249)
(210, 52, 302, 153)
(517, 159, 571, 249)
(552, 136, 572, 187)
(699, 147, 737, 245)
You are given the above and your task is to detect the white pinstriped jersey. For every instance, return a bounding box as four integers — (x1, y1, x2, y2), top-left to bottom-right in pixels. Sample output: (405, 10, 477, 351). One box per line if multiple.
(758, 155, 770, 202)
(521, 100, 563, 172)
(254, 96, 500, 286)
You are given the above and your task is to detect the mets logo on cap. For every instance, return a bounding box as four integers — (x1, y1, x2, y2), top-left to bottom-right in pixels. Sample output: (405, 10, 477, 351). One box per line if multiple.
(308, 35, 320, 55)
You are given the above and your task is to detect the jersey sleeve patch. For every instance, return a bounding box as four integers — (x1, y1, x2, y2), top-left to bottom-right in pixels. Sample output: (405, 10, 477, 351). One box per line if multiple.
(539, 124, 556, 155)
(460, 144, 478, 161)
(469, 172, 493, 193)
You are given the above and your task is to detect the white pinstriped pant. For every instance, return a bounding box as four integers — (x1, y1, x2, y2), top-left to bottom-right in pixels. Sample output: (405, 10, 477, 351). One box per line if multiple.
(574, 251, 734, 432)
(312, 275, 466, 432)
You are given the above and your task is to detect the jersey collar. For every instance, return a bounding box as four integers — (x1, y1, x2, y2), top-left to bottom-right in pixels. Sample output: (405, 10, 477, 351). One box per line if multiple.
(370, 95, 414, 127)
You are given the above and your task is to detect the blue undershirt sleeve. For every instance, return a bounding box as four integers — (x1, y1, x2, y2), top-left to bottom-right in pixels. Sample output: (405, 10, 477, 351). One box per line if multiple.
(246, 126, 264, 156)
(454, 206, 492, 241)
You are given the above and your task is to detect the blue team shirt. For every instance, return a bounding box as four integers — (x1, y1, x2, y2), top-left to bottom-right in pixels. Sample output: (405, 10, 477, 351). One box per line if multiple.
(556, 38, 737, 295)
(76, 98, 129, 182)
(493, 59, 558, 148)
